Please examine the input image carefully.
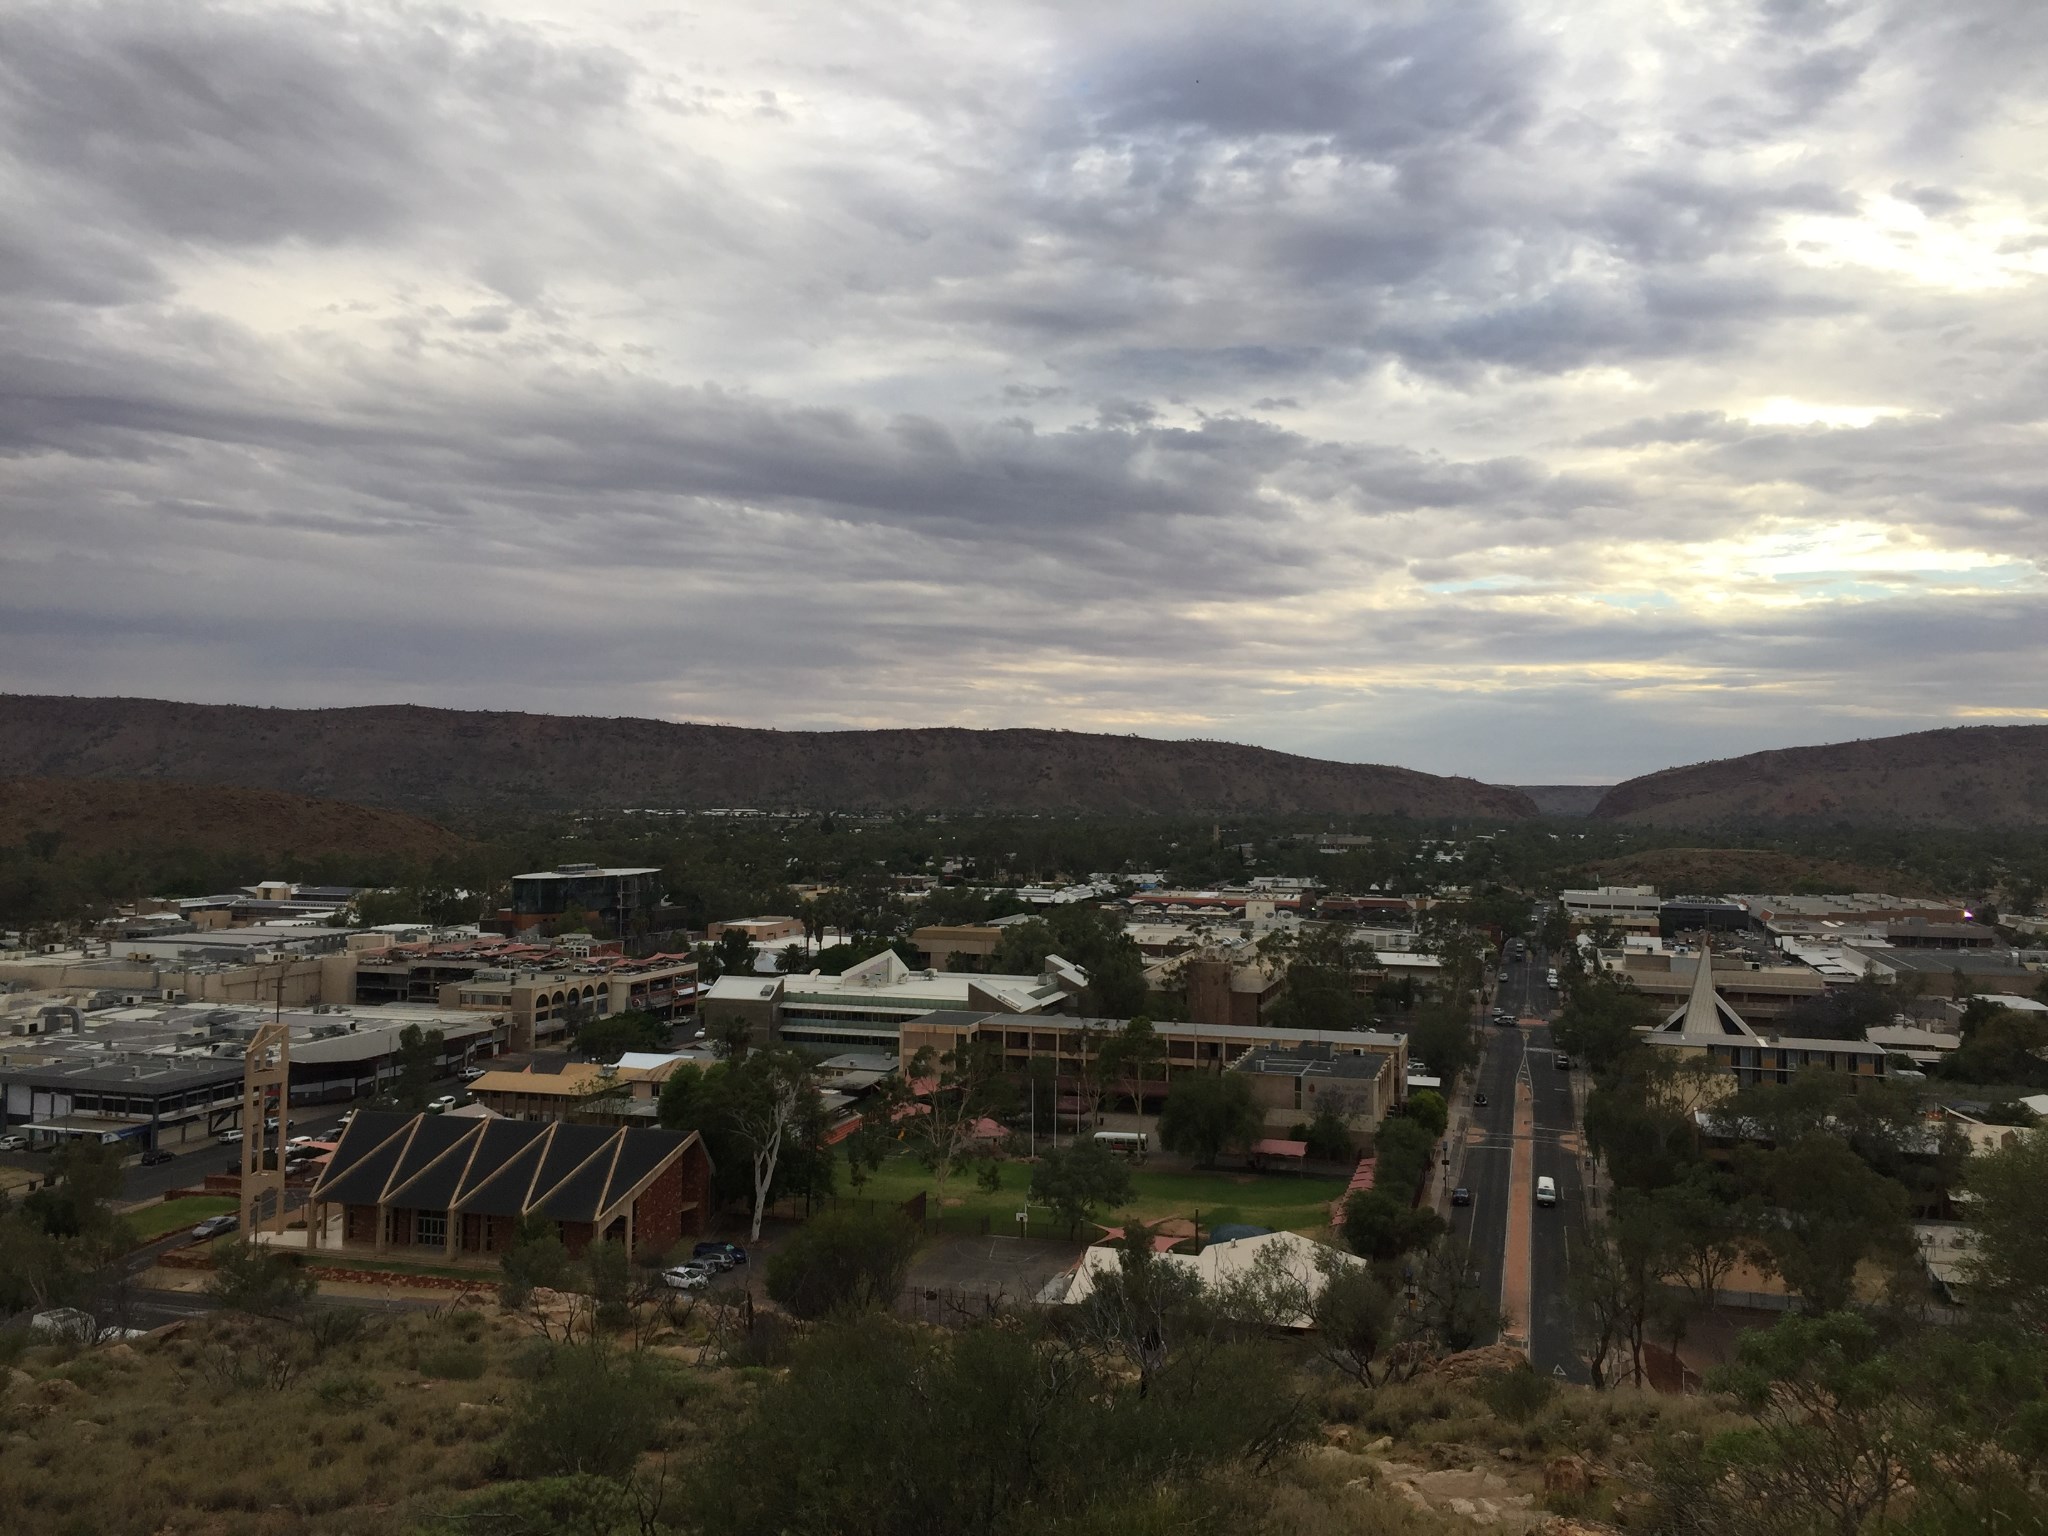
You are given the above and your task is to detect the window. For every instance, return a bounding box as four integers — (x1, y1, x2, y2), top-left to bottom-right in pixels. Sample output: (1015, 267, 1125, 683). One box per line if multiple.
(415, 1212, 447, 1248)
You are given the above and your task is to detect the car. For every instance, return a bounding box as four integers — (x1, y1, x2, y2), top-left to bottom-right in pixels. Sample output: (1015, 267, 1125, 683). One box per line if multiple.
(191, 1213, 239, 1241)
(460, 1066, 487, 1081)
(691, 1249, 735, 1271)
(1451, 1187, 1472, 1207)
(217, 1129, 244, 1145)
(1554, 1053, 1572, 1070)
(140, 1148, 174, 1166)
(1535, 1176, 1558, 1207)
(661, 1265, 710, 1291)
(1545, 968, 1559, 988)
(693, 1240, 747, 1266)
(1473, 1092, 1488, 1107)
(1498, 971, 1509, 984)
(0, 1134, 28, 1152)
(426, 1095, 458, 1114)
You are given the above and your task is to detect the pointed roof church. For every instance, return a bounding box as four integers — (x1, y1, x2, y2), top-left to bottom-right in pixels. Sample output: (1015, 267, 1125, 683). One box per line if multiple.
(1649, 942, 1758, 1040)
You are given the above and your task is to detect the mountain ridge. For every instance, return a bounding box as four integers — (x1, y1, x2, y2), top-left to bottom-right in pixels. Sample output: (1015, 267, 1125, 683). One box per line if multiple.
(0, 695, 1537, 819)
(1591, 724, 2048, 828)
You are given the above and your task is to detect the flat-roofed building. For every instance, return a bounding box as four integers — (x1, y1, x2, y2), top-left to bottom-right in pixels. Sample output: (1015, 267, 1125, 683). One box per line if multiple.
(898, 1010, 1408, 1115)
(1233, 1044, 1399, 1149)
(707, 916, 804, 945)
(502, 864, 663, 936)
(1562, 885, 1663, 934)
(700, 948, 1087, 1052)
(1616, 951, 1826, 1023)
(910, 924, 1004, 970)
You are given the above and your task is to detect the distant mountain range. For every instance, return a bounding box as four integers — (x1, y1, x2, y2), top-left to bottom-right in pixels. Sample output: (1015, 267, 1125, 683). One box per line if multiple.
(0, 697, 2041, 829)
(1587, 725, 2048, 829)
(0, 696, 1534, 819)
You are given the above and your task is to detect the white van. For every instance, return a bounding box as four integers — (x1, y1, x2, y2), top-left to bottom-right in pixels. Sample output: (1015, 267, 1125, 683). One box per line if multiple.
(1545, 968, 1559, 988)
(1535, 1176, 1558, 1208)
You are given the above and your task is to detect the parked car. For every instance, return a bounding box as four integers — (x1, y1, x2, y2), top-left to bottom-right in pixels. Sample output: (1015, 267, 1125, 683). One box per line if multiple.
(1451, 1187, 1472, 1207)
(191, 1213, 239, 1241)
(460, 1066, 487, 1081)
(1473, 1092, 1488, 1108)
(661, 1265, 710, 1291)
(1553, 1053, 1572, 1071)
(426, 1096, 458, 1114)
(1535, 1176, 1558, 1208)
(693, 1240, 747, 1266)
(0, 1134, 28, 1153)
(216, 1129, 244, 1145)
(140, 1148, 174, 1166)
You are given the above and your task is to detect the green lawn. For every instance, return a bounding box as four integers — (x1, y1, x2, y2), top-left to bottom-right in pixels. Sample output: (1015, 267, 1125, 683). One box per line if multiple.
(128, 1195, 236, 1242)
(843, 1149, 1346, 1237)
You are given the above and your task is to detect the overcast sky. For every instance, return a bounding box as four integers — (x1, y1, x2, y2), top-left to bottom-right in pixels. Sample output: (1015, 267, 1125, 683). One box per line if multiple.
(3, 1, 2044, 783)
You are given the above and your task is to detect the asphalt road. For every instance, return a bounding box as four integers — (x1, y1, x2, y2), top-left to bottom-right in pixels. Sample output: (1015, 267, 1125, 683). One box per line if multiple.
(1449, 936, 1590, 1382)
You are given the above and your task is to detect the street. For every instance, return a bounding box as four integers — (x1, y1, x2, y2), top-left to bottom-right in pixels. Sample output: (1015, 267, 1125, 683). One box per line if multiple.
(1446, 934, 1590, 1382)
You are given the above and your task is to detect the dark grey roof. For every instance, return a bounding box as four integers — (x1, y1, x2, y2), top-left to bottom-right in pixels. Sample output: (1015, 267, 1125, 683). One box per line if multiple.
(311, 1111, 700, 1225)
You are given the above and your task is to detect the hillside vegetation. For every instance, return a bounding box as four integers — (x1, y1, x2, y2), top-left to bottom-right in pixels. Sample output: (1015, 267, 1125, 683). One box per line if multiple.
(1593, 724, 2048, 829)
(0, 777, 469, 865)
(0, 695, 1537, 819)
(1572, 847, 1919, 897)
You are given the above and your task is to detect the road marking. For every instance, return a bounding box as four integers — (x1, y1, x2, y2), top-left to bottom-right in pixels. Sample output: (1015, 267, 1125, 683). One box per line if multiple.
(1500, 1051, 1536, 1357)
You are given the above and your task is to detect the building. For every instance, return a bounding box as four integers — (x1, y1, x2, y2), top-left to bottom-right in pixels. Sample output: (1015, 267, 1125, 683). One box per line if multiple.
(1879, 920, 2003, 950)
(1733, 893, 1968, 932)
(1057, 1230, 1366, 1325)
(1562, 886, 1664, 935)
(909, 924, 1004, 970)
(466, 1055, 694, 1123)
(503, 864, 664, 936)
(1852, 947, 2043, 998)
(699, 948, 1088, 1052)
(1642, 944, 1887, 1089)
(306, 1110, 712, 1263)
(1232, 1044, 1401, 1148)
(897, 1010, 1408, 1111)
(1183, 953, 1286, 1029)
(440, 953, 699, 1051)
(1659, 897, 1750, 939)
(0, 999, 508, 1150)
(706, 916, 805, 945)
(1613, 951, 1826, 1023)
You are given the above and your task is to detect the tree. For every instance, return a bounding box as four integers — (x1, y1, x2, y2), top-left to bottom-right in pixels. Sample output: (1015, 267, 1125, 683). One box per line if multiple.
(1307, 1259, 1398, 1385)
(1261, 923, 1378, 1033)
(1403, 1088, 1448, 1140)
(501, 1339, 676, 1480)
(727, 1050, 820, 1241)
(1961, 1128, 2048, 1329)
(1339, 1189, 1443, 1264)
(1551, 969, 1657, 1076)
(1301, 1098, 1355, 1162)
(500, 1213, 573, 1312)
(764, 1205, 921, 1319)
(1029, 1140, 1134, 1238)
(1695, 1313, 1916, 1536)
(571, 1009, 669, 1061)
(1653, 1163, 1751, 1320)
(208, 1239, 318, 1318)
(1100, 1015, 1165, 1111)
(1568, 1193, 1681, 1389)
(713, 926, 758, 979)
(1743, 1134, 1910, 1315)
(1155, 1070, 1259, 1168)
(902, 1039, 1007, 1203)
(394, 1023, 444, 1110)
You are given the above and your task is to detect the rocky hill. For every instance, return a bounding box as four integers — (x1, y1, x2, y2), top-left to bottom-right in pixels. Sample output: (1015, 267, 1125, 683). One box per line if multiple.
(1570, 848, 1916, 896)
(0, 696, 1538, 819)
(1592, 725, 2048, 828)
(0, 776, 469, 863)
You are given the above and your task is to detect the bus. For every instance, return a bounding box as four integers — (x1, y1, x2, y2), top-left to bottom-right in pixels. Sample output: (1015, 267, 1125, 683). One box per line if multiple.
(1092, 1130, 1148, 1158)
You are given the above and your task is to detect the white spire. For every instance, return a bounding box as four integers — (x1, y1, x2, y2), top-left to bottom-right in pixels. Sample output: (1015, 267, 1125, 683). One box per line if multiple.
(1682, 941, 1723, 1033)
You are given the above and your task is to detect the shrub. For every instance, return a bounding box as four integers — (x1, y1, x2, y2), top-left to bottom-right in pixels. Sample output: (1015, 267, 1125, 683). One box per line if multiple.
(764, 1206, 921, 1320)
(1476, 1365, 1557, 1425)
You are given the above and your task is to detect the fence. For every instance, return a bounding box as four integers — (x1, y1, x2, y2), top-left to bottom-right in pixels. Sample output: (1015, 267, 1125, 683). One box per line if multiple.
(897, 1284, 1021, 1327)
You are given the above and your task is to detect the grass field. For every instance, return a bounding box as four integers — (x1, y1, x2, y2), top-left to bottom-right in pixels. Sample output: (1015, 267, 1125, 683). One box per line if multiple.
(127, 1195, 236, 1242)
(844, 1149, 1346, 1237)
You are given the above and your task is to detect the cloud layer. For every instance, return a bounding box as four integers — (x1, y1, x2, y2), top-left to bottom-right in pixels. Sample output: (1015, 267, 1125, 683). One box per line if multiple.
(3, 0, 2044, 782)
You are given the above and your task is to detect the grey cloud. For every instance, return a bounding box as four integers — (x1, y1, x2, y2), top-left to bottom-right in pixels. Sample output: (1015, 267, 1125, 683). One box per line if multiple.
(0, 1, 629, 254)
